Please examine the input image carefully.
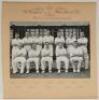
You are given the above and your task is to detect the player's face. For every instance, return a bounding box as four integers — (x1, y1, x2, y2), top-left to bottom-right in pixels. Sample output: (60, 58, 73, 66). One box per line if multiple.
(31, 44, 36, 49)
(57, 32, 61, 37)
(61, 31, 64, 37)
(31, 31, 35, 37)
(73, 43, 78, 48)
(72, 32, 76, 38)
(45, 44, 49, 49)
(69, 29, 72, 33)
(35, 29, 39, 37)
(65, 30, 69, 38)
(44, 30, 50, 36)
(25, 32, 29, 37)
(15, 33, 19, 39)
(57, 30, 64, 37)
(59, 43, 63, 48)
(68, 32, 72, 38)
(80, 32, 84, 38)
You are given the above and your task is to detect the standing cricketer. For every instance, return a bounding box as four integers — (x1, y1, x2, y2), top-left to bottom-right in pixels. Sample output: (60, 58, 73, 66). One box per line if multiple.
(22, 30, 31, 52)
(68, 41, 84, 72)
(77, 31, 89, 69)
(43, 29, 54, 54)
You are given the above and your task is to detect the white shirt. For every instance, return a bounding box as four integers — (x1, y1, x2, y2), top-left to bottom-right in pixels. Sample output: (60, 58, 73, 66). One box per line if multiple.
(12, 48, 27, 59)
(22, 37, 31, 51)
(29, 36, 42, 44)
(77, 37, 88, 46)
(66, 37, 76, 45)
(56, 46, 67, 57)
(12, 38, 22, 47)
(43, 35, 54, 44)
(29, 37, 36, 43)
(28, 48, 40, 58)
(35, 36, 42, 50)
(41, 48, 53, 57)
(35, 36, 42, 44)
(68, 46, 84, 57)
(43, 35, 54, 52)
(55, 37, 65, 45)
(22, 37, 31, 45)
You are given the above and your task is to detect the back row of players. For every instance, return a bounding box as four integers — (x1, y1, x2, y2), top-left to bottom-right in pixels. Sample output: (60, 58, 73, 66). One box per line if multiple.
(11, 29, 89, 74)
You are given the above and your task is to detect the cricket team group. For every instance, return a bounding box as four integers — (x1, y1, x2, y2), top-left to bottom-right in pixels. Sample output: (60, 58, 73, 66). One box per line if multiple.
(11, 28, 89, 74)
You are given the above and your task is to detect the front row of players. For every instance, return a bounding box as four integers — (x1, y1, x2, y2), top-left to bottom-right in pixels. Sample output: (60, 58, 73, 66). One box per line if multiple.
(12, 29, 89, 74)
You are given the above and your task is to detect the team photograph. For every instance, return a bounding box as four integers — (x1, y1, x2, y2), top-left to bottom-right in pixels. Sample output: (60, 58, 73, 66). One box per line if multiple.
(10, 22, 90, 78)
